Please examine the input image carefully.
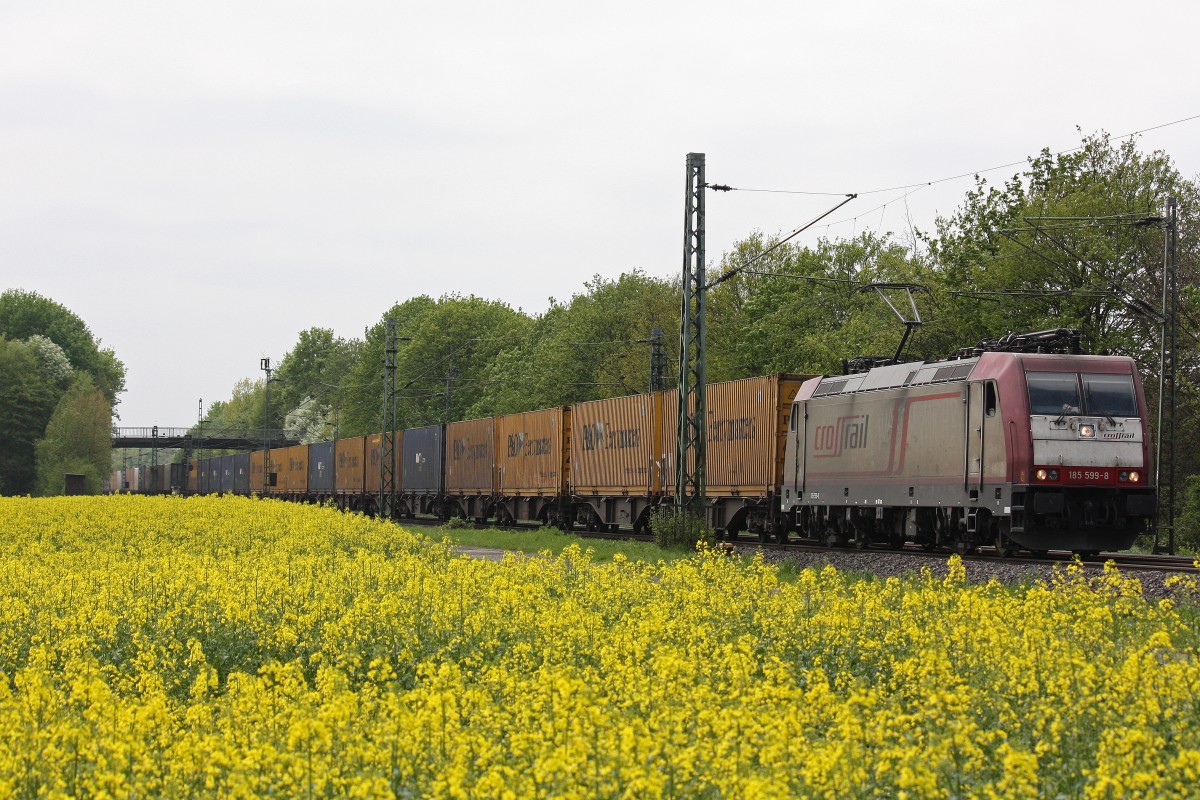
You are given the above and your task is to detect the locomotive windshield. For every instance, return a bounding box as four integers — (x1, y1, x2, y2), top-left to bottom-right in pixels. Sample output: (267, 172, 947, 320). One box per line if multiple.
(1083, 373, 1138, 417)
(1027, 373, 1081, 415)
(1026, 372, 1138, 417)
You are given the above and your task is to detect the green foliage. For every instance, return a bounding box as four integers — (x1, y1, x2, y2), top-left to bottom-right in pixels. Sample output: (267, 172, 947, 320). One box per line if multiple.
(438, 525, 696, 563)
(471, 271, 679, 416)
(0, 291, 124, 494)
(649, 507, 715, 549)
(35, 373, 112, 496)
(272, 327, 360, 438)
(0, 337, 63, 494)
(1177, 475, 1200, 553)
(0, 289, 126, 402)
(202, 378, 268, 432)
(928, 131, 1198, 361)
(25, 335, 74, 386)
(707, 232, 931, 379)
(339, 294, 533, 436)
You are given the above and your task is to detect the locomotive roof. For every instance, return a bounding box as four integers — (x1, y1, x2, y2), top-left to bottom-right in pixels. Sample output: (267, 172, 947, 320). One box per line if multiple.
(810, 357, 981, 398)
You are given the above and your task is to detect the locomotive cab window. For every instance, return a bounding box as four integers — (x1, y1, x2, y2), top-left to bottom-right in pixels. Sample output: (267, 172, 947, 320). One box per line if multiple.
(1083, 374, 1138, 418)
(985, 381, 998, 417)
(1026, 372, 1081, 415)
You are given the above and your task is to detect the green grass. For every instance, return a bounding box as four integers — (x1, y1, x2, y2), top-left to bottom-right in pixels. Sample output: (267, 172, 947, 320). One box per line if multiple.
(425, 525, 698, 564)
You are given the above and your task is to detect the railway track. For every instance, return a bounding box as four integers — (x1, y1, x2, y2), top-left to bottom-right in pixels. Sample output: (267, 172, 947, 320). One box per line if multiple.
(395, 514, 1199, 575)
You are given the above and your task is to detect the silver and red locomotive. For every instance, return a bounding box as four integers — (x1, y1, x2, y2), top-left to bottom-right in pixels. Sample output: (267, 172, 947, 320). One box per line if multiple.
(782, 330, 1157, 555)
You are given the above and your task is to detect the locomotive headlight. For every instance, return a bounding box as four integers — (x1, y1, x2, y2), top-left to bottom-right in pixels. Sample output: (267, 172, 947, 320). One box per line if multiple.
(1078, 424, 1096, 439)
(1119, 470, 1141, 483)
(1035, 468, 1059, 482)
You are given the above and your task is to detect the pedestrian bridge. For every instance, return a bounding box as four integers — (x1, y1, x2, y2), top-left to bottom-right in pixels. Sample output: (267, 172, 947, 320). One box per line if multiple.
(112, 427, 300, 451)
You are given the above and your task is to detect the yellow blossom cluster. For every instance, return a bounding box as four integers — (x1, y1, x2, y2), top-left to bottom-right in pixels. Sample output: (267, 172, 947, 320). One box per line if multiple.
(2, 495, 1199, 799)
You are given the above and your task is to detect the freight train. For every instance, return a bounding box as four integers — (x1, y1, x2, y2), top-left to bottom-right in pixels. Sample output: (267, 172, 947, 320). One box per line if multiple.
(113, 336, 1158, 555)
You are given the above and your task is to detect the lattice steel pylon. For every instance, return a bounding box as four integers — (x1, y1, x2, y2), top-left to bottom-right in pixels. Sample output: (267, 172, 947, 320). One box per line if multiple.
(675, 153, 707, 513)
(380, 317, 398, 518)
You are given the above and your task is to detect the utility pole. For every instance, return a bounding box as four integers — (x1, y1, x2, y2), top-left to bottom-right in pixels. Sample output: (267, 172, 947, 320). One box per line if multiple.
(191, 399, 202, 490)
(261, 358, 273, 493)
(676, 152, 707, 514)
(380, 318, 398, 519)
(649, 327, 666, 392)
(444, 366, 458, 423)
(1155, 197, 1178, 554)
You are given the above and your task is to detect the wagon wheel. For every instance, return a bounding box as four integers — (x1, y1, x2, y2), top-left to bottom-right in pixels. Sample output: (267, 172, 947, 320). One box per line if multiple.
(853, 527, 870, 549)
(993, 529, 1014, 559)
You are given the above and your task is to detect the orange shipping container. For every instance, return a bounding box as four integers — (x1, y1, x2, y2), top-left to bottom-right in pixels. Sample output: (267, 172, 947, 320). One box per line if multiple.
(335, 436, 366, 494)
(273, 444, 309, 494)
(660, 373, 809, 496)
(364, 433, 382, 496)
(569, 394, 661, 496)
(249, 450, 277, 494)
(364, 432, 403, 499)
(496, 407, 569, 495)
(445, 418, 496, 494)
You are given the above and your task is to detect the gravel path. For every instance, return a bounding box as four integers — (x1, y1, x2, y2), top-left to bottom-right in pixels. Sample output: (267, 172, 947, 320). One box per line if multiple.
(738, 546, 1197, 602)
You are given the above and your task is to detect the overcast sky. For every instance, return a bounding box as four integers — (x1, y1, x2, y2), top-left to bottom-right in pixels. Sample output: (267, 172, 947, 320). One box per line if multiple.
(2, 1, 1197, 427)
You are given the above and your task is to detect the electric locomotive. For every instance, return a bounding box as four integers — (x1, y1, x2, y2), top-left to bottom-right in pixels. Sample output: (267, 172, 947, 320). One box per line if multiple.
(781, 331, 1157, 555)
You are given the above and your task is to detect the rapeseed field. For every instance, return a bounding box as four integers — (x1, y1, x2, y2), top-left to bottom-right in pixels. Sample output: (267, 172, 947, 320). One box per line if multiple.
(1, 495, 1198, 799)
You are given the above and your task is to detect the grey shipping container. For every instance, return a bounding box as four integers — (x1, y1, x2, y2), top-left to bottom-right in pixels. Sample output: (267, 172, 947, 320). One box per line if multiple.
(170, 462, 189, 492)
(232, 452, 250, 494)
(309, 441, 335, 494)
(197, 458, 213, 494)
(402, 424, 444, 494)
(220, 454, 236, 494)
